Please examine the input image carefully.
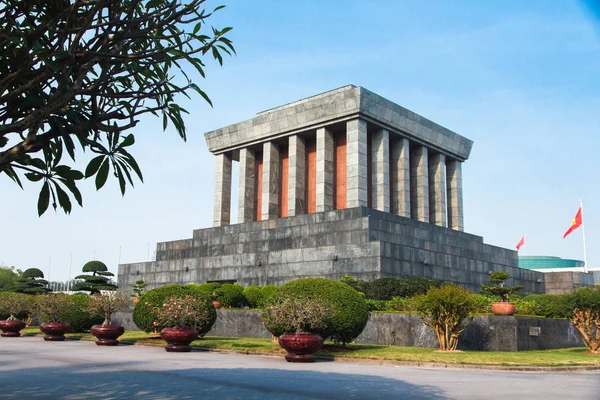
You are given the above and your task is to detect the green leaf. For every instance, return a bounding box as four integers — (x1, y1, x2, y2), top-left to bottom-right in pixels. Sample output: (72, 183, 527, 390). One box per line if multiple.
(114, 162, 126, 195)
(118, 134, 135, 149)
(120, 149, 144, 182)
(61, 178, 83, 207)
(54, 183, 72, 214)
(38, 181, 50, 216)
(25, 173, 44, 182)
(95, 158, 110, 190)
(85, 155, 105, 178)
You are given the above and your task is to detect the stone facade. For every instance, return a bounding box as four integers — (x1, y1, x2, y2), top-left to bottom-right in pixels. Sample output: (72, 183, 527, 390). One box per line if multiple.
(118, 207, 545, 293)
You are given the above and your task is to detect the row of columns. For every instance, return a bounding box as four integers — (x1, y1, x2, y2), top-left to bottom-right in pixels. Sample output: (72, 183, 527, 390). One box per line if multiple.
(214, 118, 464, 231)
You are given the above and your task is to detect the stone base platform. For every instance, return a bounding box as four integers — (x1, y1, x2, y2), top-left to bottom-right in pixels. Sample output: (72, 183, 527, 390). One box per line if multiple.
(118, 207, 545, 294)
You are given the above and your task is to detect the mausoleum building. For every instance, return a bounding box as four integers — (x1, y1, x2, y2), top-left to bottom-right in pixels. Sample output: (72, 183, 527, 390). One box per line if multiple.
(118, 85, 546, 294)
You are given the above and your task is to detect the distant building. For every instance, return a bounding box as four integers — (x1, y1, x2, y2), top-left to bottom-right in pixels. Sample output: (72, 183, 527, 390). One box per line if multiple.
(519, 256, 596, 294)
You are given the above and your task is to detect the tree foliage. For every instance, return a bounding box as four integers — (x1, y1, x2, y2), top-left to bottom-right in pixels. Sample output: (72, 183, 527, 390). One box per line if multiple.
(0, 266, 20, 292)
(480, 271, 523, 303)
(415, 284, 476, 351)
(568, 286, 600, 354)
(73, 260, 117, 293)
(14, 267, 51, 294)
(0, 0, 234, 215)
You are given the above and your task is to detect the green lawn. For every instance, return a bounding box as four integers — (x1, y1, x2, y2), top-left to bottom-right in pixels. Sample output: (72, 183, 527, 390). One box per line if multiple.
(19, 327, 599, 367)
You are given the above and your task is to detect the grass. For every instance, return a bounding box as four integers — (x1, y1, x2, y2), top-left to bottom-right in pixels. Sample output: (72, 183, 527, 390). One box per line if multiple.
(19, 327, 599, 367)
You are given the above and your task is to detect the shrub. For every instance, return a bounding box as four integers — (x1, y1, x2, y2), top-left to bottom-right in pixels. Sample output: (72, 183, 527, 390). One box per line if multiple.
(133, 284, 216, 335)
(154, 295, 216, 332)
(243, 286, 264, 308)
(365, 299, 389, 312)
(195, 282, 222, 299)
(415, 283, 476, 351)
(387, 296, 418, 312)
(471, 294, 493, 314)
(262, 297, 334, 334)
(214, 284, 246, 308)
(35, 294, 75, 323)
(568, 286, 600, 354)
(73, 261, 118, 293)
(264, 278, 368, 344)
(522, 294, 573, 319)
(261, 285, 280, 305)
(0, 292, 32, 320)
(340, 275, 368, 294)
(59, 294, 103, 332)
(14, 268, 50, 294)
(364, 277, 440, 300)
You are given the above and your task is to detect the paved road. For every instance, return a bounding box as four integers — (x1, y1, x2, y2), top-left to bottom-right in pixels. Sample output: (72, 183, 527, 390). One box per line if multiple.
(0, 337, 598, 399)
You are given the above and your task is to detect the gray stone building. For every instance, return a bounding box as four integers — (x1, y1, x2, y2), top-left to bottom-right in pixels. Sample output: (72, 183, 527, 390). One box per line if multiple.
(118, 85, 546, 294)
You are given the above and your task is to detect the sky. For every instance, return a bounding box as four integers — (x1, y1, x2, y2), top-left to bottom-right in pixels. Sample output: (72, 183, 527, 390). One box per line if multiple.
(1, 0, 600, 281)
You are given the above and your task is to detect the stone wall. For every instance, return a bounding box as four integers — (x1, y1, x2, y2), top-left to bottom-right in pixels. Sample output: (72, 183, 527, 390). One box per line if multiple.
(118, 207, 545, 294)
(115, 309, 583, 352)
(544, 271, 596, 294)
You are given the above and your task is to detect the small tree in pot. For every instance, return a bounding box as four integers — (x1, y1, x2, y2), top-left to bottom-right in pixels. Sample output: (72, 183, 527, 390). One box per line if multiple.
(153, 294, 216, 352)
(0, 293, 32, 337)
(480, 271, 523, 316)
(85, 292, 130, 346)
(35, 294, 75, 341)
(262, 297, 334, 362)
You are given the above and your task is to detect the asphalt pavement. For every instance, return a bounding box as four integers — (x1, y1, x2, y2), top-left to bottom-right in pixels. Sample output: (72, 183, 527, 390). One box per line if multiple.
(0, 337, 598, 400)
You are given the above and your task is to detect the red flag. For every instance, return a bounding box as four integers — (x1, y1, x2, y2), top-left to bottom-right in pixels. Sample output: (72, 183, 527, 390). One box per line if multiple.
(516, 236, 525, 250)
(563, 206, 583, 239)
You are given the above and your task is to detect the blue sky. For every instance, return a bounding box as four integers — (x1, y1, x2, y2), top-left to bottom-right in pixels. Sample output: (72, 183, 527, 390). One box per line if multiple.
(1, 0, 599, 281)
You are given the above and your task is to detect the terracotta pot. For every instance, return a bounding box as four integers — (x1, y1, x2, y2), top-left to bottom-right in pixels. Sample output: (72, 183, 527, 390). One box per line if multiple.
(212, 300, 222, 309)
(0, 319, 27, 337)
(160, 327, 199, 352)
(90, 325, 125, 346)
(278, 333, 324, 363)
(491, 302, 516, 316)
(40, 322, 71, 341)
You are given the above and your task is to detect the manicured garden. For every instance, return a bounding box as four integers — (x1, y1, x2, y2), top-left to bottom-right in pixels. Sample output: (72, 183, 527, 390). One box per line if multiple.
(1, 263, 599, 363)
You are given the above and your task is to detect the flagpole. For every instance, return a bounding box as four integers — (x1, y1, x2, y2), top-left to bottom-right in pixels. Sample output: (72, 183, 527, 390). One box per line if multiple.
(581, 199, 588, 273)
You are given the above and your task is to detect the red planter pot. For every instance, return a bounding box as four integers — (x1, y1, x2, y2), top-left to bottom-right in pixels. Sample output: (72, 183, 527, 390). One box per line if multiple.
(491, 302, 516, 316)
(91, 325, 125, 346)
(40, 322, 71, 341)
(278, 333, 324, 363)
(0, 319, 27, 337)
(160, 327, 199, 352)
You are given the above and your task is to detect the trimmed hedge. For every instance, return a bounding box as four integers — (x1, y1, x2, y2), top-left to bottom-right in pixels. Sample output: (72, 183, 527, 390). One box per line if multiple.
(243, 286, 263, 308)
(133, 284, 216, 335)
(214, 284, 246, 308)
(261, 285, 279, 305)
(365, 277, 441, 300)
(264, 278, 368, 344)
(59, 294, 103, 333)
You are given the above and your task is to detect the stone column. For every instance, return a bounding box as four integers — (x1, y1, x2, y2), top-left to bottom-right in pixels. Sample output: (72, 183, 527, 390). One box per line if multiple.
(410, 145, 429, 222)
(446, 159, 464, 231)
(371, 128, 390, 212)
(288, 135, 306, 216)
(316, 127, 334, 212)
(237, 148, 256, 224)
(346, 119, 368, 208)
(213, 153, 232, 227)
(428, 153, 447, 227)
(261, 142, 280, 220)
(391, 138, 410, 217)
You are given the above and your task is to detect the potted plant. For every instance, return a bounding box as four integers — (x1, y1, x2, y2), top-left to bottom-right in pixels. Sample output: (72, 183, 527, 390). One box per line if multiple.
(85, 292, 129, 346)
(35, 294, 75, 341)
(152, 294, 215, 352)
(262, 297, 333, 362)
(130, 280, 148, 306)
(481, 271, 523, 316)
(0, 293, 31, 337)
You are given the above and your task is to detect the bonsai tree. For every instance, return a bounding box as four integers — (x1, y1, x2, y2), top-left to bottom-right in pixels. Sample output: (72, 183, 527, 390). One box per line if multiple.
(0, 292, 31, 321)
(568, 287, 600, 354)
(34, 294, 75, 323)
(85, 292, 130, 327)
(130, 280, 148, 298)
(73, 261, 118, 294)
(480, 271, 523, 302)
(14, 268, 51, 294)
(153, 295, 215, 332)
(262, 297, 333, 335)
(415, 283, 476, 351)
